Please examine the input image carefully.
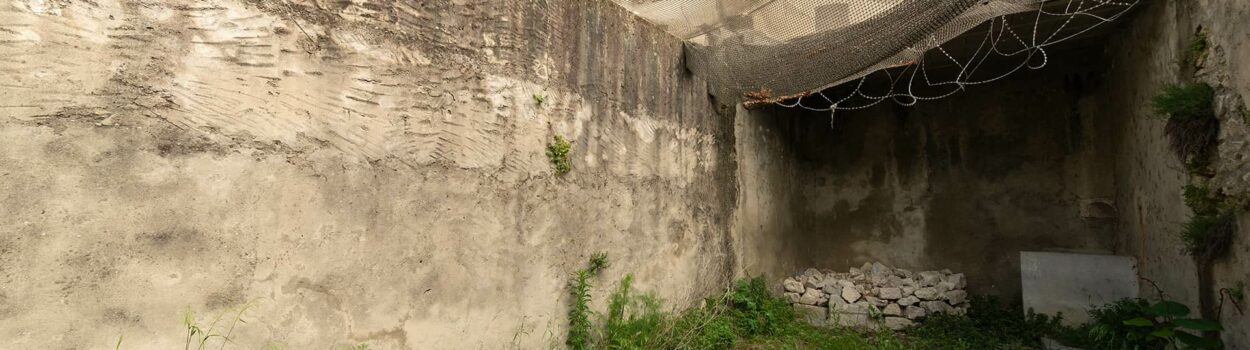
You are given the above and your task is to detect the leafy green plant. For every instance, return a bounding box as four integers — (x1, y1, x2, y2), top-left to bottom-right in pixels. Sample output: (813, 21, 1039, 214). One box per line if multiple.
(1088, 299, 1167, 350)
(533, 94, 546, 106)
(1121, 300, 1223, 349)
(567, 254, 609, 350)
(1085, 298, 1223, 350)
(588, 252, 609, 274)
(547, 135, 572, 176)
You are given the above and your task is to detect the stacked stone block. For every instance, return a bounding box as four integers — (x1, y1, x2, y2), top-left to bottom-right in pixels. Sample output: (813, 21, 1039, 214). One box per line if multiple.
(783, 262, 969, 330)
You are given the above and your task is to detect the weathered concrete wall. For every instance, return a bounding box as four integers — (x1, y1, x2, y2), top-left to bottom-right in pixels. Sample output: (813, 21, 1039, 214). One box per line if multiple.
(749, 65, 1119, 298)
(732, 105, 800, 281)
(0, 0, 737, 349)
(1099, 0, 1250, 346)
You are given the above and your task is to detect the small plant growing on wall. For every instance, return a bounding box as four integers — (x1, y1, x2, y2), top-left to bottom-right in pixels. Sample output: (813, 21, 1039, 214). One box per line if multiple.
(1179, 182, 1241, 263)
(1180, 211, 1236, 263)
(567, 253, 609, 350)
(547, 135, 572, 176)
(1153, 82, 1217, 163)
(1186, 30, 1209, 68)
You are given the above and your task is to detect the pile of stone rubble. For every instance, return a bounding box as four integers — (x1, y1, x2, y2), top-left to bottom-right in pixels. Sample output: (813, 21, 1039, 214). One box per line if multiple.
(782, 262, 969, 330)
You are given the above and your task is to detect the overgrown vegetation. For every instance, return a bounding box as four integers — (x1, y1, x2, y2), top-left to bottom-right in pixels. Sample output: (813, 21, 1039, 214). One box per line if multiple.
(1181, 211, 1236, 262)
(1153, 83, 1218, 163)
(568, 253, 610, 350)
(906, 296, 1081, 350)
(562, 254, 1105, 350)
(1083, 298, 1223, 349)
(547, 135, 573, 176)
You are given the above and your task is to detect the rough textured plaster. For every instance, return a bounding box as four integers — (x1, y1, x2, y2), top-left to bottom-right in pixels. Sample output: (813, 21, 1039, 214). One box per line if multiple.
(0, 0, 737, 348)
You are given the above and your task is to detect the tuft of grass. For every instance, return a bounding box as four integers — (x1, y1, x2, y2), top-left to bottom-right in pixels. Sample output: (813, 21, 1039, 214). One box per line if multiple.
(1153, 83, 1214, 119)
(1186, 31, 1209, 67)
(1153, 83, 1217, 162)
(533, 94, 546, 106)
(1181, 211, 1236, 262)
(546, 135, 572, 176)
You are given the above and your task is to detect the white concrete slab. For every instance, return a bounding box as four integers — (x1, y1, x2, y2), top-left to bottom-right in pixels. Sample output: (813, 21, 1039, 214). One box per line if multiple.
(1021, 251, 1139, 325)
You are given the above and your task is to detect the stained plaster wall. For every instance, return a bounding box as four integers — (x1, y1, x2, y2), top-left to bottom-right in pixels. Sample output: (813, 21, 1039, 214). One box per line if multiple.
(738, 64, 1119, 298)
(0, 0, 739, 349)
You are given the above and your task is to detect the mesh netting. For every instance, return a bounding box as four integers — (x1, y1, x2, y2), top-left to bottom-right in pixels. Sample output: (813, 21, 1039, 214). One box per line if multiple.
(611, 0, 1137, 103)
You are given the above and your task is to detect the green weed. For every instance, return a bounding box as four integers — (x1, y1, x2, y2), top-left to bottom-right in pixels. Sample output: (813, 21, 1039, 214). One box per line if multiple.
(1087, 298, 1223, 349)
(1153, 83, 1217, 162)
(563, 267, 1083, 350)
(1186, 31, 1209, 67)
(907, 295, 1079, 350)
(1153, 83, 1215, 119)
(567, 254, 609, 350)
(588, 252, 609, 274)
(1181, 211, 1236, 262)
(547, 135, 572, 176)
(1184, 183, 1223, 216)
(534, 94, 547, 106)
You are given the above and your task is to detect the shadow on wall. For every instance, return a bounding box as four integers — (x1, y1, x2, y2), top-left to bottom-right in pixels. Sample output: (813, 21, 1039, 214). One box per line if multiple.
(747, 66, 1120, 298)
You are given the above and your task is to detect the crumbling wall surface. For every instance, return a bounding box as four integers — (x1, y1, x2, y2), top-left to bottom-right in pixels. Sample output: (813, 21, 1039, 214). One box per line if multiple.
(767, 67, 1118, 298)
(0, 0, 736, 349)
(1101, 0, 1250, 346)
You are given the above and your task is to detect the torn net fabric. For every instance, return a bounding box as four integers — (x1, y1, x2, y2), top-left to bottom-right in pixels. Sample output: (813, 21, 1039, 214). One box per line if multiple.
(609, 0, 1127, 103)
